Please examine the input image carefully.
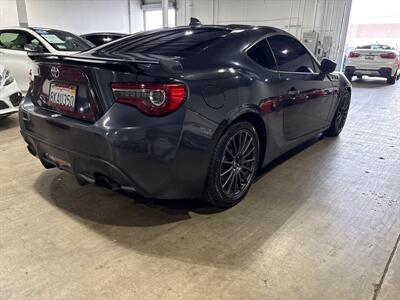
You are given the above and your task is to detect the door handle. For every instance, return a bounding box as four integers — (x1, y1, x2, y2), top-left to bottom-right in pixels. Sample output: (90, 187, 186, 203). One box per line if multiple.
(287, 88, 300, 98)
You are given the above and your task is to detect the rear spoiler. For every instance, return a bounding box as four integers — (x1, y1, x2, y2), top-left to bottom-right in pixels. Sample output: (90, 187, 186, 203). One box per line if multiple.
(27, 52, 183, 74)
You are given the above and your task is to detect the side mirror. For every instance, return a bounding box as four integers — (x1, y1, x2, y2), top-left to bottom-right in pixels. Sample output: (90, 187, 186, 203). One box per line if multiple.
(320, 58, 337, 74)
(24, 43, 43, 53)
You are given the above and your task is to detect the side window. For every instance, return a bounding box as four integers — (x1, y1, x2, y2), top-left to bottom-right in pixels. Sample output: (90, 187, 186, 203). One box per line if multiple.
(0, 31, 45, 51)
(0, 32, 28, 50)
(247, 39, 276, 69)
(267, 35, 318, 73)
(0, 32, 20, 49)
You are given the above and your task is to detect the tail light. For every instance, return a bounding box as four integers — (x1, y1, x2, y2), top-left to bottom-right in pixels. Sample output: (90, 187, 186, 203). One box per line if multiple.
(111, 83, 186, 116)
(348, 52, 360, 58)
(380, 52, 396, 59)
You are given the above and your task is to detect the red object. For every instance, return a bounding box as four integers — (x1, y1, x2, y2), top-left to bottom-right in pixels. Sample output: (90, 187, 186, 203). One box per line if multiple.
(380, 52, 397, 59)
(259, 100, 274, 113)
(349, 52, 360, 58)
(28, 69, 33, 88)
(112, 83, 186, 116)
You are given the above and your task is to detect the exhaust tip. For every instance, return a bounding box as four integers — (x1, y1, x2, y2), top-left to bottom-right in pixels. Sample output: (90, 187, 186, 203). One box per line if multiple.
(95, 176, 121, 191)
(76, 174, 95, 186)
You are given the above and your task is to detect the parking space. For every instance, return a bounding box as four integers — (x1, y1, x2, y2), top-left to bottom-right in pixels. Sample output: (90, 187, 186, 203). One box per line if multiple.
(1, 78, 399, 299)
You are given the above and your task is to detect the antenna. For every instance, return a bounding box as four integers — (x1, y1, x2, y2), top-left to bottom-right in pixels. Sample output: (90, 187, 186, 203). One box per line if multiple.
(189, 18, 202, 26)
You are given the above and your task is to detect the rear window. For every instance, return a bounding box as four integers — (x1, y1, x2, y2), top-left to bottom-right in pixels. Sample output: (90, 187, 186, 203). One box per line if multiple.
(34, 28, 94, 51)
(82, 34, 126, 46)
(96, 28, 231, 57)
(356, 44, 394, 50)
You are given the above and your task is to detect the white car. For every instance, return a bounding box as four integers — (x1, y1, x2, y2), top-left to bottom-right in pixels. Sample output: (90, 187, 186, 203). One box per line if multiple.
(344, 44, 400, 84)
(0, 27, 94, 93)
(0, 64, 22, 118)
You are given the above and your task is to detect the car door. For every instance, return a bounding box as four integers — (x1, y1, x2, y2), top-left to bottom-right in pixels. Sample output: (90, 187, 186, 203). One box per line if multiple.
(267, 34, 335, 140)
(0, 30, 43, 93)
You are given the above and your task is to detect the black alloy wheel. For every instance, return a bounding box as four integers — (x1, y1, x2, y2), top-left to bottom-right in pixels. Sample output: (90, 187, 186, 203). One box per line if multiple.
(203, 121, 260, 208)
(324, 89, 351, 137)
(334, 94, 350, 133)
(219, 129, 257, 198)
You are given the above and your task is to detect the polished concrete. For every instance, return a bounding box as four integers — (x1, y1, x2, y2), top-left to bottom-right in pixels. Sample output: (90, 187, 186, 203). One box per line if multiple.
(1, 77, 399, 299)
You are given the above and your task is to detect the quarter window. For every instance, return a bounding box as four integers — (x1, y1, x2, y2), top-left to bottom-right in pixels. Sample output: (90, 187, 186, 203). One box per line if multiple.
(267, 35, 318, 73)
(247, 39, 276, 69)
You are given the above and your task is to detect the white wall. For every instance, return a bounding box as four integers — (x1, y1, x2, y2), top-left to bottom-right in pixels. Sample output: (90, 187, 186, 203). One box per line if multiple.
(25, 0, 130, 34)
(0, 0, 19, 27)
(1, 0, 352, 66)
(176, 0, 352, 66)
(130, 0, 145, 32)
(0, 0, 144, 34)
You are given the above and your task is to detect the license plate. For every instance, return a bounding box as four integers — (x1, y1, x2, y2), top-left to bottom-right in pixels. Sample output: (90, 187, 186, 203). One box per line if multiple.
(365, 55, 374, 60)
(48, 83, 77, 112)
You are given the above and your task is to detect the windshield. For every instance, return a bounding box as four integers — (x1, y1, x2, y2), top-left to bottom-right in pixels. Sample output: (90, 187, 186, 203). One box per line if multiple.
(34, 28, 94, 51)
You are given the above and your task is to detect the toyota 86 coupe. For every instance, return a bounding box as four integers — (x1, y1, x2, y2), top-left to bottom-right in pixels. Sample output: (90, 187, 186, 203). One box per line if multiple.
(19, 21, 351, 207)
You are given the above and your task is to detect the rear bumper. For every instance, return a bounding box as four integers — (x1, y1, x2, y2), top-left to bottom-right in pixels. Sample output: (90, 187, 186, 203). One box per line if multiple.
(345, 66, 395, 78)
(19, 95, 217, 199)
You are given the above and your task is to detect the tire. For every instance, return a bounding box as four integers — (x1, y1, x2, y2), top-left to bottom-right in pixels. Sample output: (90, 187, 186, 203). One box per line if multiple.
(387, 73, 397, 85)
(202, 121, 260, 208)
(324, 89, 351, 137)
(344, 70, 353, 81)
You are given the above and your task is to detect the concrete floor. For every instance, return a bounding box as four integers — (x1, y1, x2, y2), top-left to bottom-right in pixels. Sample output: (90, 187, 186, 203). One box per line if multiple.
(1, 77, 399, 299)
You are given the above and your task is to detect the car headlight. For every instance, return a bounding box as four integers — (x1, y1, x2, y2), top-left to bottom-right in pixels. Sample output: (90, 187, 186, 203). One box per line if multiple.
(4, 75, 15, 86)
(1, 69, 15, 86)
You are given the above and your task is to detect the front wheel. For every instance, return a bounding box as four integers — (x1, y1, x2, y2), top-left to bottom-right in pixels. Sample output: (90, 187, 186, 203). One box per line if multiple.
(202, 121, 260, 208)
(324, 89, 351, 137)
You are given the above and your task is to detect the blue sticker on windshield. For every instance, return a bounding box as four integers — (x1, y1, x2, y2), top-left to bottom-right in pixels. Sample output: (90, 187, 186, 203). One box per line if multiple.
(35, 29, 48, 34)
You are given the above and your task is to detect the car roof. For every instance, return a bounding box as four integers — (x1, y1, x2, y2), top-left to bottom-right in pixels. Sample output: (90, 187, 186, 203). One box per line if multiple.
(0, 27, 34, 31)
(1, 25, 283, 36)
(81, 32, 128, 36)
(0, 27, 68, 32)
(90, 24, 287, 62)
(174, 24, 282, 33)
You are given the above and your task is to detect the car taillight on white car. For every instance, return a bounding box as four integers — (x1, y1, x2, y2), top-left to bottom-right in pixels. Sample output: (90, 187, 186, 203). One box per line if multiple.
(0, 68, 15, 87)
(380, 52, 397, 59)
(111, 83, 186, 116)
(348, 52, 360, 58)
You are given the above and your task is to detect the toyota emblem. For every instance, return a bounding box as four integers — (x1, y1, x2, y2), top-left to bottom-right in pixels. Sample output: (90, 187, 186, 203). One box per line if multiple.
(51, 66, 60, 78)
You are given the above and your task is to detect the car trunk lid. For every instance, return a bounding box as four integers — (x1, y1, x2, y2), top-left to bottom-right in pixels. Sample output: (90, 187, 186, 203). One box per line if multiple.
(29, 52, 183, 122)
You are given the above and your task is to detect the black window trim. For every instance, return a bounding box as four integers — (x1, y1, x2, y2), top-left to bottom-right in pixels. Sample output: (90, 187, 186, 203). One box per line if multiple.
(245, 35, 279, 73)
(265, 33, 322, 75)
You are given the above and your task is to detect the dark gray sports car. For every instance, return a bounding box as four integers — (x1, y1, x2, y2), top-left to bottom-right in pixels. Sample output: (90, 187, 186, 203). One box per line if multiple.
(20, 20, 351, 207)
